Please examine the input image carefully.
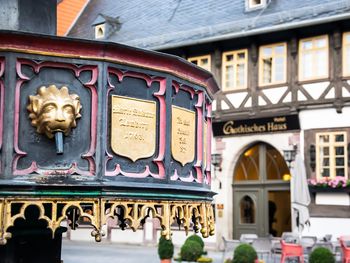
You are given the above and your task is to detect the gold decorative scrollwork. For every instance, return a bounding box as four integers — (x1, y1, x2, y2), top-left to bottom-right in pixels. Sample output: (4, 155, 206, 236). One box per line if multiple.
(0, 198, 101, 245)
(0, 198, 214, 245)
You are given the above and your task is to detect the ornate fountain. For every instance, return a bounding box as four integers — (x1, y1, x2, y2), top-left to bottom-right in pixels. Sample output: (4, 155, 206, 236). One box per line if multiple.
(0, 1, 218, 262)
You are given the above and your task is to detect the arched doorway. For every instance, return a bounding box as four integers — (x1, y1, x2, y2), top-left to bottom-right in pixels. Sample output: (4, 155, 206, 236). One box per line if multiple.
(232, 142, 291, 238)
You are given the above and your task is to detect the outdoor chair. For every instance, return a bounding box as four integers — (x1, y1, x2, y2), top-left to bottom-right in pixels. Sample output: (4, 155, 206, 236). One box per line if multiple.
(339, 236, 350, 263)
(281, 232, 300, 244)
(323, 234, 332, 242)
(252, 237, 272, 262)
(300, 236, 317, 260)
(239, 233, 258, 244)
(280, 239, 304, 263)
(221, 236, 241, 262)
(312, 241, 333, 251)
(271, 237, 282, 263)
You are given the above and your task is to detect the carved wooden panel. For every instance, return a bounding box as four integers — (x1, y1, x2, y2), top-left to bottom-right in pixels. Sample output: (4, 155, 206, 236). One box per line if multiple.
(170, 81, 206, 183)
(13, 59, 98, 176)
(105, 67, 166, 179)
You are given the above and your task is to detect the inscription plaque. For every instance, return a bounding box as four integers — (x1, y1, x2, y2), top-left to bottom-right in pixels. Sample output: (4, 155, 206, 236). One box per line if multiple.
(111, 95, 156, 162)
(171, 106, 195, 166)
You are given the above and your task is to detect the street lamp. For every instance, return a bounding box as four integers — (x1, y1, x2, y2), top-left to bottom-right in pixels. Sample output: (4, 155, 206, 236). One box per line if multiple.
(211, 153, 222, 189)
(211, 153, 222, 171)
(283, 145, 297, 168)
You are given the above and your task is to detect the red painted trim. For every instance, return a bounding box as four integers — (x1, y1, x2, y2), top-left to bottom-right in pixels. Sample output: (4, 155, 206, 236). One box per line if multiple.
(13, 59, 98, 176)
(172, 81, 195, 98)
(0, 58, 4, 172)
(194, 92, 204, 183)
(170, 169, 196, 182)
(105, 68, 166, 179)
(153, 77, 166, 178)
(0, 32, 219, 97)
(205, 102, 212, 185)
(80, 66, 98, 174)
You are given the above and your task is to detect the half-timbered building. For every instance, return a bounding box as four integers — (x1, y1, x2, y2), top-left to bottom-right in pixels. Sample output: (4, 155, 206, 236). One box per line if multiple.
(69, 0, 350, 247)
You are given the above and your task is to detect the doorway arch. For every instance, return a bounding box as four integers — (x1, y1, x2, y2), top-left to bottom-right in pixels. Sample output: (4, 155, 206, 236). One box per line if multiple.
(232, 142, 291, 238)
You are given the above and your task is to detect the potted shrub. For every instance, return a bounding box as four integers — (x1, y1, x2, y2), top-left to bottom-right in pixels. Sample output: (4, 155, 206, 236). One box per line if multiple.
(232, 244, 257, 263)
(309, 247, 335, 263)
(158, 236, 174, 263)
(180, 240, 203, 262)
(185, 234, 205, 254)
(186, 235, 204, 249)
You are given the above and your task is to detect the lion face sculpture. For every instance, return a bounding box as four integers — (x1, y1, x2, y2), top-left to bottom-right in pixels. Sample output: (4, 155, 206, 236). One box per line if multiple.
(27, 85, 82, 139)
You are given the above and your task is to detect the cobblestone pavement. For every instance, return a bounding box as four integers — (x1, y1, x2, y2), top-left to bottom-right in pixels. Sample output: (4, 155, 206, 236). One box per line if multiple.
(62, 240, 305, 263)
(62, 240, 223, 263)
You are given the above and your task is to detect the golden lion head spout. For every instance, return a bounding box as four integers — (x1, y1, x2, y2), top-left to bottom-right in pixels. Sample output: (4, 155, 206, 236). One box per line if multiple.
(27, 85, 82, 139)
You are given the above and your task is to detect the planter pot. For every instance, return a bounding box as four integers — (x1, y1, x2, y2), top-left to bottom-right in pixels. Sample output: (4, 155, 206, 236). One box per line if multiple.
(160, 259, 172, 263)
(309, 186, 350, 193)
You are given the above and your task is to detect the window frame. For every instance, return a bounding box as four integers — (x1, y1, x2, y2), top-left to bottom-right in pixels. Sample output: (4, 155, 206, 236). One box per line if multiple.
(246, 0, 267, 11)
(298, 35, 329, 82)
(258, 42, 287, 86)
(221, 49, 248, 91)
(342, 32, 350, 77)
(315, 131, 348, 180)
(187, 55, 211, 72)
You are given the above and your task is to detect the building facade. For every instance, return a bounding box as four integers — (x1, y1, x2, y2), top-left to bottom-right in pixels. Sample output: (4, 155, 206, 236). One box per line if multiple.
(68, 0, 350, 247)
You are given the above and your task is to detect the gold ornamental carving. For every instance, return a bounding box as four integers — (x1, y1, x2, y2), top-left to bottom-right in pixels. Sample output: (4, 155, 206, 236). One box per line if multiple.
(27, 85, 82, 139)
(0, 198, 215, 244)
(171, 106, 195, 166)
(111, 95, 156, 162)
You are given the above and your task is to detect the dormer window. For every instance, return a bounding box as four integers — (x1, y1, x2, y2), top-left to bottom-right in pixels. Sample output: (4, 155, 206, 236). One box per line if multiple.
(246, 0, 267, 11)
(94, 23, 105, 39)
(92, 14, 122, 40)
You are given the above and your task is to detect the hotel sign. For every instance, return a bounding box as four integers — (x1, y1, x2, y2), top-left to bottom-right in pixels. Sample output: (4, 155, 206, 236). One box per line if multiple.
(212, 115, 300, 137)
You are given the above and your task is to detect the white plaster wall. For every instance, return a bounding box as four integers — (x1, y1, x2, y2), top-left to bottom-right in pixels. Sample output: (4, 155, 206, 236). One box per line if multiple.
(212, 132, 294, 247)
(110, 229, 143, 244)
(299, 106, 350, 130)
(302, 217, 350, 240)
(69, 225, 108, 242)
(315, 193, 350, 206)
(70, 228, 97, 242)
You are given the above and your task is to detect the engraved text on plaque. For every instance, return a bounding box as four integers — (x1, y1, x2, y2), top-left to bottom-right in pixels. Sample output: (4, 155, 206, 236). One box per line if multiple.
(111, 95, 156, 162)
(171, 106, 195, 166)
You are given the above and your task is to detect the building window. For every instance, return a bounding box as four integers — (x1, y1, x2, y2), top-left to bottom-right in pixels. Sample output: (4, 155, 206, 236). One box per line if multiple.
(246, 0, 267, 10)
(240, 195, 255, 224)
(222, 49, 248, 91)
(316, 132, 348, 179)
(343, 32, 350, 76)
(188, 55, 211, 72)
(299, 35, 329, 81)
(259, 43, 287, 86)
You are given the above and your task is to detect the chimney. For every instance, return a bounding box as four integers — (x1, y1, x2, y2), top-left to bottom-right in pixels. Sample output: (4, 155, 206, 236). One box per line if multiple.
(0, 0, 57, 35)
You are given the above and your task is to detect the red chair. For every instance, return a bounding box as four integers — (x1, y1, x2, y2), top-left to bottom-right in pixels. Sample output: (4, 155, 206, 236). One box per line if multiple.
(280, 240, 304, 263)
(340, 236, 350, 263)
